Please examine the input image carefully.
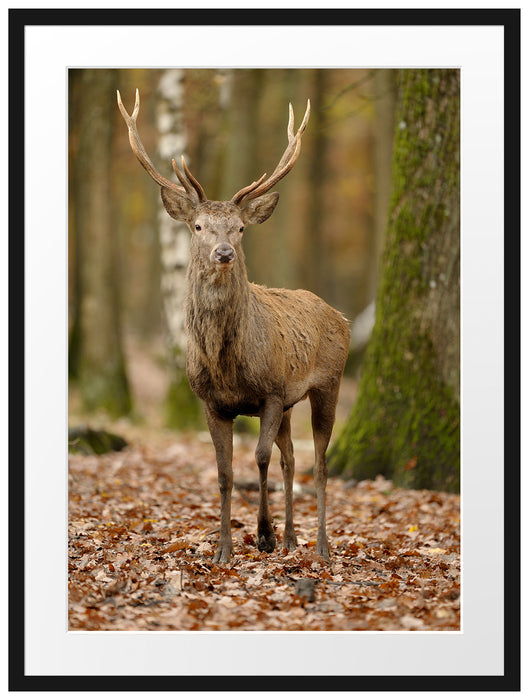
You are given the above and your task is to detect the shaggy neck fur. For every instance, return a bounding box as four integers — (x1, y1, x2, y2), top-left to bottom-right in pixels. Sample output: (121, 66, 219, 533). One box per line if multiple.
(185, 248, 250, 366)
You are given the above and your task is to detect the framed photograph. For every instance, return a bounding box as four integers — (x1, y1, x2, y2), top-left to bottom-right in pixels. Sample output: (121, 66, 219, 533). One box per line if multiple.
(9, 5, 520, 693)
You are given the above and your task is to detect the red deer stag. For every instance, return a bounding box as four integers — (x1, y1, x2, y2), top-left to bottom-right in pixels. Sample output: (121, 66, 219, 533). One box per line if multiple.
(117, 89, 350, 562)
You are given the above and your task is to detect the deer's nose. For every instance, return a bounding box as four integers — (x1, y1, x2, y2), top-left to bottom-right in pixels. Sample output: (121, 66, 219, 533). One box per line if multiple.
(214, 244, 235, 264)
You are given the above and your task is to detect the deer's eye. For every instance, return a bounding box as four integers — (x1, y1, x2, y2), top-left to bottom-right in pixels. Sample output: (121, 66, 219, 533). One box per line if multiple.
(195, 224, 202, 232)
(239, 226, 244, 233)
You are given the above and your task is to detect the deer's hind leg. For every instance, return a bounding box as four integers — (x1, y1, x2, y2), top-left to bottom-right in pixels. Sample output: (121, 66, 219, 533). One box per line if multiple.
(275, 408, 298, 551)
(308, 386, 340, 561)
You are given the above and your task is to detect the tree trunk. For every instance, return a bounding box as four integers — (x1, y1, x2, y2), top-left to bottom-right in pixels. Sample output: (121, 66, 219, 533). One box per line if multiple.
(305, 69, 329, 299)
(368, 69, 397, 302)
(72, 69, 132, 416)
(156, 69, 203, 428)
(216, 69, 264, 283)
(68, 69, 82, 380)
(268, 69, 301, 290)
(328, 69, 460, 492)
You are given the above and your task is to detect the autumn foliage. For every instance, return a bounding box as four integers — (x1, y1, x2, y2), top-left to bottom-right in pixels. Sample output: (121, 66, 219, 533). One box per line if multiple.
(69, 434, 460, 631)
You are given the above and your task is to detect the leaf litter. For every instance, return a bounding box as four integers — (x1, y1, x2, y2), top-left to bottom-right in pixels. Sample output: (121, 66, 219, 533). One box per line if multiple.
(68, 433, 460, 631)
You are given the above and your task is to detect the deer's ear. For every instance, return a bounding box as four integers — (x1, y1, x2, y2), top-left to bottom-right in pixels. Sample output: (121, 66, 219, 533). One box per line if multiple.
(161, 187, 195, 223)
(241, 192, 279, 225)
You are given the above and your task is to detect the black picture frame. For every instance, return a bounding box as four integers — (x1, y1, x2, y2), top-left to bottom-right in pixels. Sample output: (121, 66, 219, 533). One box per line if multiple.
(9, 6, 520, 693)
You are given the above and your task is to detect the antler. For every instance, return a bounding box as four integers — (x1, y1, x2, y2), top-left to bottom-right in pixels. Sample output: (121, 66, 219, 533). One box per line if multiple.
(117, 89, 206, 203)
(231, 99, 311, 206)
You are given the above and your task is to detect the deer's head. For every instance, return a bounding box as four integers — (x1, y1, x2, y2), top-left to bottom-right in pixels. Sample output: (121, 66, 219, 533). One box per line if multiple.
(117, 90, 310, 270)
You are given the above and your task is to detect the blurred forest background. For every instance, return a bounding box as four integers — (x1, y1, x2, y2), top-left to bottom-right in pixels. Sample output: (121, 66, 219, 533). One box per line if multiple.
(68, 68, 459, 491)
(69, 68, 394, 426)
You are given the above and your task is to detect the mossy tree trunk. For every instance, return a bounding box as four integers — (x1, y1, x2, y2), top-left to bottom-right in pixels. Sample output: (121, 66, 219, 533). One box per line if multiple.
(328, 69, 460, 492)
(156, 69, 203, 429)
(71, 69, 132, 417)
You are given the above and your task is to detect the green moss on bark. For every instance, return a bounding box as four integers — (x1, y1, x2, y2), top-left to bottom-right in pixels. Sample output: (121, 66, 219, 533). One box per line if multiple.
(328, 69, 460, 492)
(329, 326, 459, 491)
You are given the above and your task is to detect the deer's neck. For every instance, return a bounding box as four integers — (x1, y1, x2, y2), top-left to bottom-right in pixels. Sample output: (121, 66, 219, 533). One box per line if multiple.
(185, 257, 250, 359)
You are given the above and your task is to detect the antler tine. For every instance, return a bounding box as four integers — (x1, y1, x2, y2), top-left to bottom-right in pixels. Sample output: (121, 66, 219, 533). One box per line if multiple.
(131, 87, 140, 120)
(181, 156, 207, 203)
(171, 156, 207, 203)
(117, 89, 206, 203)
(287, 103, 295, 141)
(230, 172, 268, 206)
(299, 98, 311, 132)
(231, 99, 311, 206)
(171, 157, 193, 194)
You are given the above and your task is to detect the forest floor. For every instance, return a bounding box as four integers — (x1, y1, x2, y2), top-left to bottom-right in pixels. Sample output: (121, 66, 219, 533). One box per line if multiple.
(68, 428, 460, 632)
(68, 338, 460, 632)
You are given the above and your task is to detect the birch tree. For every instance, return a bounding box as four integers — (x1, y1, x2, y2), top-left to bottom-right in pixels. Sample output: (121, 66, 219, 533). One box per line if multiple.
(156, 69, 202, 427)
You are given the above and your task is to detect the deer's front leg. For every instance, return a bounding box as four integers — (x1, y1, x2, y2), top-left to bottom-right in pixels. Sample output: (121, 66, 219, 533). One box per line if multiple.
(205, 404, 234, 563)
(255, 396, 284, 553)
(275, 408, 298, 551)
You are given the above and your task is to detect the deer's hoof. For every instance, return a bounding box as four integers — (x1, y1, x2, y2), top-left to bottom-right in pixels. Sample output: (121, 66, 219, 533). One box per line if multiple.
(316, 537, 330, 562)
(257, 531, 276, 553)
(283, 530, 298, 551)
(213, 541, 233, 564)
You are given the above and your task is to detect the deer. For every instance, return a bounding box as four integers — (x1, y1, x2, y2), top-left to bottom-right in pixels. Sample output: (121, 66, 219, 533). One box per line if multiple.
(117, 89, 350, 563)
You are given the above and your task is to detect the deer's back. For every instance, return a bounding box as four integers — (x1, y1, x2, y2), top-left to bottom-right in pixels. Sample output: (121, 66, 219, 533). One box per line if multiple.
(250, 284, 349, 379)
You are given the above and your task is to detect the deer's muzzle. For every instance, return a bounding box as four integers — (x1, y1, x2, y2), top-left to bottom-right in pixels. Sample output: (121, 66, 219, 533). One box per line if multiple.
(214, 244, 235, 265)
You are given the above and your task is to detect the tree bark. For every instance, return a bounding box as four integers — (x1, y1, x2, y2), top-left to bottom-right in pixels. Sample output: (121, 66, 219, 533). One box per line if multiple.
(305, 69, 329, 300)
(68, 69, 82, 380)
(368, 69, 397, 302)
(216, 69, 264, 283)
(156, 69, 203, 428)
(328, 69, 460, 492)
(72, 69, 132, 416)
